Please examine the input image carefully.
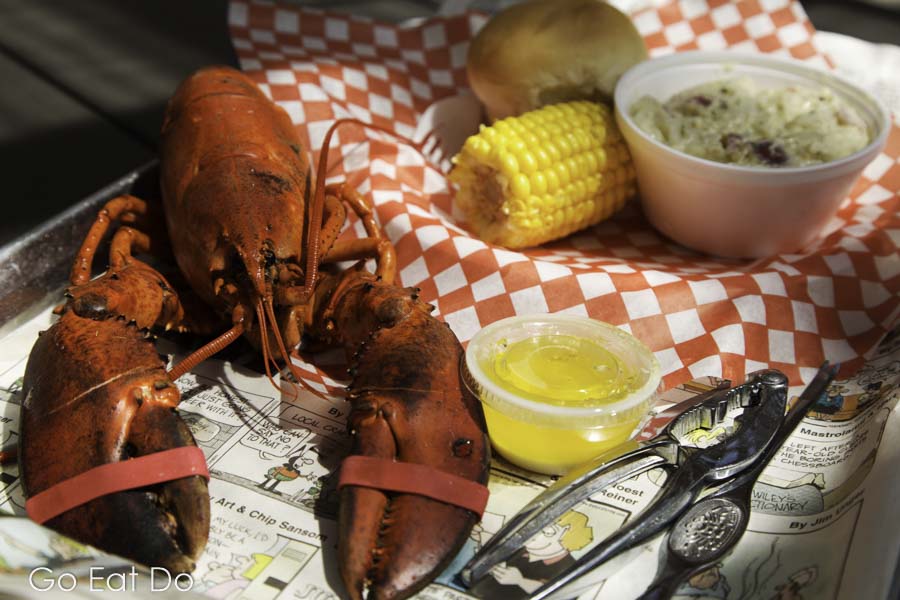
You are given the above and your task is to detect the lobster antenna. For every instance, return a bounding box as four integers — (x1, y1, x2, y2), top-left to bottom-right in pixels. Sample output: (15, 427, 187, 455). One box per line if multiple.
(168, 321, 245, 382)
(303, 118, 430, 297)
(256, 299, 287, 394)
(260, 297, 328, 400)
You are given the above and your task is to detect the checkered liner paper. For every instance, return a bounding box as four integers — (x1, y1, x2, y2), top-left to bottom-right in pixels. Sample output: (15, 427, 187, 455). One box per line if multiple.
(227, 0, 900, 394)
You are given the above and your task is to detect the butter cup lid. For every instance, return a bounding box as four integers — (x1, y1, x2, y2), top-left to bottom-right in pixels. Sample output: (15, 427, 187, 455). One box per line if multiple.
(464, 314, 661, 428)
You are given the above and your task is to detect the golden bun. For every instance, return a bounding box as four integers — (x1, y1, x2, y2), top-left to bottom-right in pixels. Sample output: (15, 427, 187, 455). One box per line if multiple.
(467, 0, 648, 120)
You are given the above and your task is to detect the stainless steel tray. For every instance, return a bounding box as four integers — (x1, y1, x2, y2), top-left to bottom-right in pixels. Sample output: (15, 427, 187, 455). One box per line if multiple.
(0, 161, 160, 339)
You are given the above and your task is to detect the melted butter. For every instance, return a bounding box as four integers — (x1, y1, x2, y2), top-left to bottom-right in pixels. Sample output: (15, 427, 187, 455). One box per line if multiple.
(474, 332, 654, 474)
(486, 334, 639, 407)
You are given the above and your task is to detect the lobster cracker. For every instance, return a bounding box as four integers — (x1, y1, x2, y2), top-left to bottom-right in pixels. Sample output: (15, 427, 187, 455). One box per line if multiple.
(460, 364, 837, 600)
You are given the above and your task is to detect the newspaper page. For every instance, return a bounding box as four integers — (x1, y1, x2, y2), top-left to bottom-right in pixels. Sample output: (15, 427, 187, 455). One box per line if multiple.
(0, 306, 898, 600)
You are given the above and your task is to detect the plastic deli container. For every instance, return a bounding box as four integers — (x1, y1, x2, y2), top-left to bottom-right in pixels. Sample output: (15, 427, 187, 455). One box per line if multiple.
(464, 314, 660, 475)
(614, 51, 890, 258)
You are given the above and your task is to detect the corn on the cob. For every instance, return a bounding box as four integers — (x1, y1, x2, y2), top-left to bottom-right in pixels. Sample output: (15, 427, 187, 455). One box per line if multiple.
(449, 101, 637, 249)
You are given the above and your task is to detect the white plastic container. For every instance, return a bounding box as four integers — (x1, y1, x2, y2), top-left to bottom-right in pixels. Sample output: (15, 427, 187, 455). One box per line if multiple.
(464, 314, 660, 475)
(614, 51, 891, 258)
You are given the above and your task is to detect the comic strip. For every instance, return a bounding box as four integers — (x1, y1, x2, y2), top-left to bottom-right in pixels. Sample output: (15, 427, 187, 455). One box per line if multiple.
(0, 308, 54, 392)
(196, 478, 338, 599)
(447, 461, 665, 599)
(713, 499, 861, 600)
(0, 307, 897, 599)
(205, 390, 349, 518)
(175, 365, 281, 459)
(0, 391, 20, 500)
(757, 391, 896, 514)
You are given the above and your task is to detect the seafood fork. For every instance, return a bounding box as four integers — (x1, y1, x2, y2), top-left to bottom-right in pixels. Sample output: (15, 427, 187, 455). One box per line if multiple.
(414, 92, 484, 169)
(460, 364, 837, 599)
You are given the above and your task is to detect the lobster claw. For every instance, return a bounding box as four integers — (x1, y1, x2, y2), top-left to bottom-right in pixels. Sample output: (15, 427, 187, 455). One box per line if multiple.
(339, 391, 488, 600)
(326, 276, 491, 600)
(19, 312, 209, 573)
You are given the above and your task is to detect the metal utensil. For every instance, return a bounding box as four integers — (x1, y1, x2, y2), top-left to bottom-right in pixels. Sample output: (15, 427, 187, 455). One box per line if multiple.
(636, 363, 837, 600)
(460, 365, 836, 600)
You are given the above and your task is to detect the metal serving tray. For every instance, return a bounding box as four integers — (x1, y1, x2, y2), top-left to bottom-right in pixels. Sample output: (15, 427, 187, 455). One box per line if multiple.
(0, 161, 161, 339)
(2, 160, 900, 599)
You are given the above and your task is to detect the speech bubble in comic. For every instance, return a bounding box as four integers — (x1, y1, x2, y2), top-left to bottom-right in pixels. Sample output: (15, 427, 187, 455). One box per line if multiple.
(279, 405, 347, 439)
(181, 413, 222, 444)
(178, 375, 274, 428)
(240, 416, 312, 460)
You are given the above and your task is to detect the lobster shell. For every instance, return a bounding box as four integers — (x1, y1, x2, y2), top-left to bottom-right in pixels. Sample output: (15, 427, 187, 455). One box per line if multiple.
(322, 272, 490, 599)
(18, 66, 490, 598)
(19, 265, 209, 573)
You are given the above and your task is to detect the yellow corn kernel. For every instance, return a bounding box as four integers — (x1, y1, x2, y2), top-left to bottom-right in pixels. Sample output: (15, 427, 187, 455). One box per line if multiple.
(499, 151, 519, 175)
(545, 168, 560, 193)
(531, 172, 548, 195)
(511, 173, 531, 198)
(519, 151, 538, 174)
(554, 162, 571, 188)
(449, 100, 638, 249)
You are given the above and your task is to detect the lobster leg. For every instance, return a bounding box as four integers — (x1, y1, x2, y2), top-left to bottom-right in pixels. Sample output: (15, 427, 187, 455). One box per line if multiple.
(322, 183, 397, 283)
(315, 271, 490, 600)
(68, 226, 184, 332)
(71, 195, 150, 286)
(19, 199, 209, 572)
(318, 194, 348, 260)
(323, 238, 389, 266)
(288, 183, 397, 324)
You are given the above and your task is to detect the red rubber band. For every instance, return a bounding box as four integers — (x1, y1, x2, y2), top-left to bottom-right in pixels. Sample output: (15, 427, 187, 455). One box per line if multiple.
(338, 455, 489, 517)
(25, 446, 209, 524)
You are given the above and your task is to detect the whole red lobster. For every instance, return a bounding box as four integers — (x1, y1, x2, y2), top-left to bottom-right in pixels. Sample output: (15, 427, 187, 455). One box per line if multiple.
(19, 66, 490, 600)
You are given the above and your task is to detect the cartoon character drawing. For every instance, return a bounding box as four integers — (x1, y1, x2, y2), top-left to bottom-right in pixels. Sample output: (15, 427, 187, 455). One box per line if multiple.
(294, 471, 341, 514)
(181, 412, 222, 445)
(769, 566, 817, 600)
(198, 552, 272, 599)
(736, 536, 825, 600)
(259, 447, 314, 492)
(283, 444, 340, 512)
(436, 512, 505, 589)
(674, 564, 730, 599)
(296, 473, 326, 509)
(816, 383, 848, 415)
(857, 381, 883, 409)
(857, 360, 900, 407)
(473, 510, 593, 597)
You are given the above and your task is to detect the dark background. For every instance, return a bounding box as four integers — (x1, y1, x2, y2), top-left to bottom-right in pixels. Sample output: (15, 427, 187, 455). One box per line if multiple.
(0, 0, 897, 247)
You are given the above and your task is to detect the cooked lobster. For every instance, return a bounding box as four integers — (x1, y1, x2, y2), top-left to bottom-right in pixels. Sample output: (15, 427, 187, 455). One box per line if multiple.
(18, 66, 490, 599)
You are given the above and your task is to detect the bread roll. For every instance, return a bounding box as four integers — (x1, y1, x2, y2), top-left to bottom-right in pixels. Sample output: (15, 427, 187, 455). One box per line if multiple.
(467, 0, 647, 120)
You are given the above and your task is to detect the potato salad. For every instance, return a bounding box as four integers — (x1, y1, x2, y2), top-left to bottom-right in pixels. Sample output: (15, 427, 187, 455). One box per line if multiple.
(630, 78, 870, 167)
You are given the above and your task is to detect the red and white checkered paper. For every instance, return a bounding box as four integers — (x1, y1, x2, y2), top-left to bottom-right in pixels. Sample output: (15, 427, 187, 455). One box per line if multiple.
(228, 0, 900, 394)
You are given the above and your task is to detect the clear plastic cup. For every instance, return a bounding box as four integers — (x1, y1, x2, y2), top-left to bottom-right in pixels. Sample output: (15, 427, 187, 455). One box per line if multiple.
(464, 314, 660, 475)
